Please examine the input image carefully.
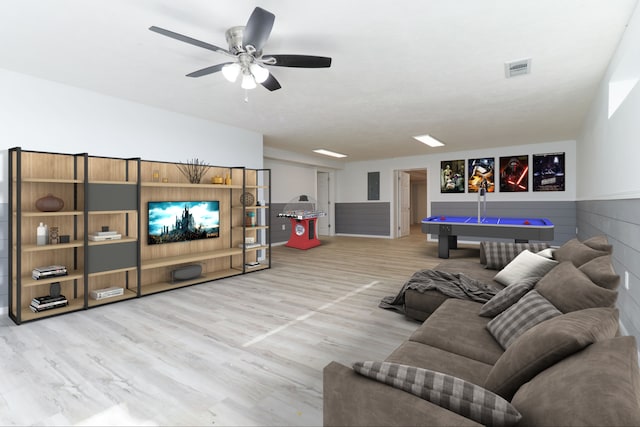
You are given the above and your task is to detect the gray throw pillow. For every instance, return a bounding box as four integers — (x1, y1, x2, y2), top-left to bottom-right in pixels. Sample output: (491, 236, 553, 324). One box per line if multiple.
(487, 290, 561, 349)
(578, 255, 620, 290)
(553, 238, 609, 267)
(493, 250, 558, 286)
(484, 307, 619, 400)
(353, 361, 522, 427)
(582, 235, 613, 253)
(535, 261, 618, 313)
(479, 277, 540, 317)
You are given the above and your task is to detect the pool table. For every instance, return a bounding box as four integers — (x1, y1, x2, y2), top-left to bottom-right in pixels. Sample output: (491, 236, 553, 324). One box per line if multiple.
(422, 215, 554, 259)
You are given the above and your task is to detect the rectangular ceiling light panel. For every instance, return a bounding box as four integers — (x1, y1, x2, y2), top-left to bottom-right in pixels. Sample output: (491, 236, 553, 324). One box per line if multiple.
(413, 134, 445, 147)
(313, 149, 347, 158)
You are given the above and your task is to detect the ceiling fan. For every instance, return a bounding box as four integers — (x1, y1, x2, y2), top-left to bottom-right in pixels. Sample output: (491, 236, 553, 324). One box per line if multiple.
(149, 7, 332, 91)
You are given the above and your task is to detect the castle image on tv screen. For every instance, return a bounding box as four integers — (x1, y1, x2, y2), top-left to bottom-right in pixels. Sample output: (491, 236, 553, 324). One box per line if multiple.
(148, 201, 220, 245)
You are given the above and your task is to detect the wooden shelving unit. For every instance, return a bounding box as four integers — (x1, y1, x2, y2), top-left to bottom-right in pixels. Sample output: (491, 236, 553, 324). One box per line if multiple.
(8, 148, 271, 324)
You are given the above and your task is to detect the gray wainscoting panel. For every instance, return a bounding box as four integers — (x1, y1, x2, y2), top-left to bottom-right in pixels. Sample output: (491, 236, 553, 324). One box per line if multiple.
(335, 202, 390, 236)
(577, 199, 640, 343)
(430, 201, 576, 246)
(270, 203, 290, 244)
(0, 203, 7, 310)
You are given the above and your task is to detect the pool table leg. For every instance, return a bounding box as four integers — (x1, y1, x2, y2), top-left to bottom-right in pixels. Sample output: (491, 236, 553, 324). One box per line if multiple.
(438, 235, 457, 259)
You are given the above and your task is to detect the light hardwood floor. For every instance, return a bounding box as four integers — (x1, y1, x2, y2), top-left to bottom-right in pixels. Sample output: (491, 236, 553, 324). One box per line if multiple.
(0, 227, 479, 426)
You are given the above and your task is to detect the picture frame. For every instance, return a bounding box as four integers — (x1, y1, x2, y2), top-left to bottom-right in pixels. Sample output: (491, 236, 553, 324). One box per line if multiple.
(440, 159, 465, 193)
(532, 152, 565, 191)
(468, 157, 495, 193)
(499, 155, 529, 192)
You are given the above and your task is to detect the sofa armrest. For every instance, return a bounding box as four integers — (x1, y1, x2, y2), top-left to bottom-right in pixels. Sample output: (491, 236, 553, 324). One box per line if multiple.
(323, 361, 482, 427)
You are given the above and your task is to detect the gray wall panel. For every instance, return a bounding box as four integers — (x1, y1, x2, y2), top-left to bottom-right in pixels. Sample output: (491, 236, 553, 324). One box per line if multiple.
(87, 183, 138, 211)
(335, 202, 390, 236)
(430, 201, 576, 246)
(87, 241, 137, 274)
(577, 199, 640, 343)
(270, 203, 290, 244)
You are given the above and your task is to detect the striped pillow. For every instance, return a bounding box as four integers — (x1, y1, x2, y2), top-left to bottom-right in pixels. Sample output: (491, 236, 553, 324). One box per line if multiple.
(353, 361, 522, 427)
(481, 242, 551, 270)
(487, 290, 561, 349)
(479, 276, 540, 317)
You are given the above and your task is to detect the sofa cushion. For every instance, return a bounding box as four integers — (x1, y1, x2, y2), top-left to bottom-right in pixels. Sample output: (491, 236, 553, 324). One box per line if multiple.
(582, 234, 613, 253)
(535, 261, 618, 313)
(487, 290, 561, 349)
(479, 277, 540, 317)
(410, 299, 504, 365)
(386, 341, 493, 386)
(481, 242, 551, 270)
(553, 238, 609, 267)
(579, 255, 620, 290)
(511, 336, 640, 427)
(353, 361, 522, 427)
(484, 307, 619, 400)
(493, 250, 558, 286)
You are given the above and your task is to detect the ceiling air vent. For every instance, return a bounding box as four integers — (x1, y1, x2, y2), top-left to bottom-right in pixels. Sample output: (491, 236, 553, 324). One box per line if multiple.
(505, 58, 531, 78)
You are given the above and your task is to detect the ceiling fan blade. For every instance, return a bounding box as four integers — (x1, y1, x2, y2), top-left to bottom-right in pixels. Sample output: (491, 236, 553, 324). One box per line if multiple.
(149, 26, 232, 57)
(265, 54, 332, 68)
(243, 7, 275, 52)
(186, 63, 233, 78)
(261, 73, 282, 91)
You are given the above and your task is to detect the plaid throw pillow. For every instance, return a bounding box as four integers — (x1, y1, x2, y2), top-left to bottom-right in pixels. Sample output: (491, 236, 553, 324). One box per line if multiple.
(487, 290, 561, 349)
(479, 276, 541, 317)
(353, 361, 522, 427)
(481, 242, 551, 270)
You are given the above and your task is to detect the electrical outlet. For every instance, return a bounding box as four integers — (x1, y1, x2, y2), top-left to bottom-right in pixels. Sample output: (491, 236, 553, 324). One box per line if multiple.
(625, 271, 630, 290)
(282, 224, 286, 231)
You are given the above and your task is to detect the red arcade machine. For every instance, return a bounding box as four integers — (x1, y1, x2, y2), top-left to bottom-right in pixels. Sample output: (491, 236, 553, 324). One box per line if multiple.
(277, 195, 326, 250)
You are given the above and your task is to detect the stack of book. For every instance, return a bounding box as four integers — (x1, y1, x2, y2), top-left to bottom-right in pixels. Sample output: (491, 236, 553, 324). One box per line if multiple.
(30, 295, 68, 313)
(90, 286, 124, 300)
(88, 230, 122, 241)
(32, 265, 68, 280)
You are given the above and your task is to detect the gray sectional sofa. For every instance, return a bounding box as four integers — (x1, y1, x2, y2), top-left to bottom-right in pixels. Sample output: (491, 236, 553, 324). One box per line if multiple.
(323, 237, 640, 426)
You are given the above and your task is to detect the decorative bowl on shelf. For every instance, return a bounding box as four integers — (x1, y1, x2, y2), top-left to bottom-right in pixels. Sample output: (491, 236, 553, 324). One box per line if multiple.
(211, 176, 224, 184)
(35, 194, 64, 212)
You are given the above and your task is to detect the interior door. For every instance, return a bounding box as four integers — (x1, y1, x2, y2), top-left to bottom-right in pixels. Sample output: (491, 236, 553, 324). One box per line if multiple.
(399, 171, 410, 237)
(317, 171, 330, 235)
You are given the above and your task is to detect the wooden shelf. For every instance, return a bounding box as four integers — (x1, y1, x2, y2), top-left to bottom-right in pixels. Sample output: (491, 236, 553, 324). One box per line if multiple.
(20, 298, 84, 322)
(245, 245, 270, 253)
(89, 210, 138, 215)
(88, 266, 137, 277)
(140, 269, 243, 296)
(141, 248, 243, 270)
(89, 180, 137, 185)
(19, 178, 83, 184)
(21, 271, 84, 288)
(141, 181, 243, 190)
(21, 210, 84, 217)
(88, 237, 137, 246)
(233, 225, 269, 231)
(88, 289, 137, 307)
(21, 241, 84, 252)
(233, 205, 269, 210)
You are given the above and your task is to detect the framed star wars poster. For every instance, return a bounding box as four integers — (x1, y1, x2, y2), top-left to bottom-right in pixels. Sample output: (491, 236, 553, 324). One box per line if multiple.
(499, 155, 529, 192)
(440, 159, 465, 193)
(533, 152, 565, 191)
(468, 157, 495, 193)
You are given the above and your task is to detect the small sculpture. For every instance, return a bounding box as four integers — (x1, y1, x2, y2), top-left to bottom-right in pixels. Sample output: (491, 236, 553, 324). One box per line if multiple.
(35, 194, 64, 212)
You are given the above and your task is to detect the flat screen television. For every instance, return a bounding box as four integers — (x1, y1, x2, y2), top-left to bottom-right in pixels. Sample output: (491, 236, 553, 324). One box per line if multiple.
(148, 201, 220, 245)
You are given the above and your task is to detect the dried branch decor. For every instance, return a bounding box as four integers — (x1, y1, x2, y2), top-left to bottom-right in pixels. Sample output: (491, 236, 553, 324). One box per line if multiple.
(176, 158, 211, 184)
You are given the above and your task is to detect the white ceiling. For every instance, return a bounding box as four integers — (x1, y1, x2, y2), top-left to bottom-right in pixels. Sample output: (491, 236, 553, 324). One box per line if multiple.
(0, 0, 637, 161)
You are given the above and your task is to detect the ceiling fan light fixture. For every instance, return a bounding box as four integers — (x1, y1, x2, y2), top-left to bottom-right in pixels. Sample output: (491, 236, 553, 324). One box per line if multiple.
(241, 72, 257, 89)
(222, 63, 241, 82)
(250, 63, 269, 83)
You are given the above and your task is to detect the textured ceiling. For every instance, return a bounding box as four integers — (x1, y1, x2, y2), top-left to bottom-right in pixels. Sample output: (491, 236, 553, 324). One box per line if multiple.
(0, 0, 636, 161)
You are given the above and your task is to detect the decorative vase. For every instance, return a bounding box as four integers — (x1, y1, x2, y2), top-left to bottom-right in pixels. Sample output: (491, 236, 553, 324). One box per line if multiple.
(35, 194, 64, 212)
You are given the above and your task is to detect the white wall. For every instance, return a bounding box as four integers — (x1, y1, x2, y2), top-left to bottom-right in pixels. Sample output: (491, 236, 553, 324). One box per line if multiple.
(578, 3, 640, 200)
(336, 139, 576, 236)
(264, 158, 318, 203)
(0, 68, 263, 203)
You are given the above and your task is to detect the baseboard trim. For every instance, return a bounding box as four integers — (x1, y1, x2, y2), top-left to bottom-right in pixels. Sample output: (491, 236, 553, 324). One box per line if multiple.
(335, 233, 391, 239)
